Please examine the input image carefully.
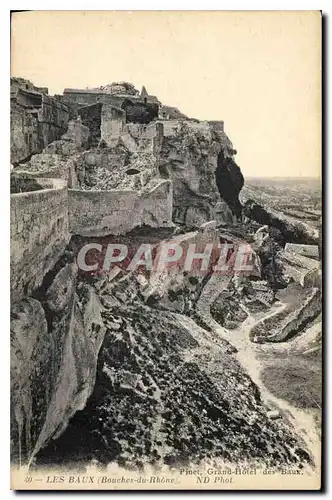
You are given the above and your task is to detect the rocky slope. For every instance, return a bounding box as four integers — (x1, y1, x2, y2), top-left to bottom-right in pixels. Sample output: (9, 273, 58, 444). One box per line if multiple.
(10, 80, 321, 475)
(36, 302, 311, 470)
(11, 219, 320, 472)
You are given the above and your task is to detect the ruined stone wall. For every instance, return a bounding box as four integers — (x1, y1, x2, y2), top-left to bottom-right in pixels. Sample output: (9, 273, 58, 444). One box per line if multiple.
(38, 96, 69, 129)
(13, 154, 78, 187)
(11, 101, 40, 165)
(61, 118, 89, 147)
(126, 122, 150, 139)
(125, 121, 164, 153)
(162, 120, 215, 138)
(127, 121, 162, 140)
(62, 91, 123, 107)
(62, 91, 104, 106)
(37, 96, 69, 147)
(78, 103, 102, 146)
(100, 105, 126, 147)
(11, 77, 48, 96)
(68, 180, 173, 236)
(161, 119, 181, 137)
(11, 97, 69, 165)
(11, 179, 70, 302)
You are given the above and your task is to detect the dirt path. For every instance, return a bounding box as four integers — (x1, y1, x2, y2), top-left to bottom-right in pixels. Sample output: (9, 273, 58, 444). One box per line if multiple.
(197, 277, 321, 468)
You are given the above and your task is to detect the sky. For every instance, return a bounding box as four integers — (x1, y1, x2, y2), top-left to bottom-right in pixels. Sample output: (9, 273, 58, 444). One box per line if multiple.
(11, 11, 321, 178)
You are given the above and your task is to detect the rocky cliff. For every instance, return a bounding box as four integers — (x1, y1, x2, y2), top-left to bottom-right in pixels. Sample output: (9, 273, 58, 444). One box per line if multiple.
(10, 79, 321, 475)
(11, 255, 106, 465)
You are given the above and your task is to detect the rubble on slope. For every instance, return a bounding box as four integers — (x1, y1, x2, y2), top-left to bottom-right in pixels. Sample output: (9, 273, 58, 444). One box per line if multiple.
(35, 302, 311, 470)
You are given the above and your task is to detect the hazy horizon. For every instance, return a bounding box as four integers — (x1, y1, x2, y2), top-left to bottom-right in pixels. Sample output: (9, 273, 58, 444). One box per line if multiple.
(11, 11, 321, 178)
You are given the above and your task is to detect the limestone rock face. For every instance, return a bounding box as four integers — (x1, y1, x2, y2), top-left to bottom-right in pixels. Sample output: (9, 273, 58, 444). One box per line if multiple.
(243, 199, 319, 245)
(31, 286, 106, 460)
(10, 273, 106, 464)
(36, 302, 311, 470)
(214, 201, 236, 225)
(45, 263, 78, 313)
(250, 283, 321, 343)
(158, 121, 239, 227)
(279, 247, 320, 288)
(11, 298, 52, 464)
(284, 243, 319, 260)
(211, 286, 249, 330)
(210, 277, 274, 330)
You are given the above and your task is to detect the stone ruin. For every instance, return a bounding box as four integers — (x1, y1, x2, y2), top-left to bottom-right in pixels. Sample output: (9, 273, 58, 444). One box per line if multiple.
(10, 78, 321, 473)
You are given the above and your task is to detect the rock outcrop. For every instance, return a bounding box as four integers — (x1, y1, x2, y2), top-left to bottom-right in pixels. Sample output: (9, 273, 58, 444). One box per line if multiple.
(10, 78, 321, 475)
(36, 302, 311, 470)
(215, 150, 244, 219)
(249, 283, 321, 343)
(243, 199, 319, 245)
(10, 258, 106, 465)
(159, 121, 237, 227)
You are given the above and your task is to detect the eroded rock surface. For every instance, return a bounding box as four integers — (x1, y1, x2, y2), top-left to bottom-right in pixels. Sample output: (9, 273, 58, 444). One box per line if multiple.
(10, 80, 321, 475)
(249, 283, 321, 343)
(36, 303, 311, 470)
(10, 259, 106, 465)
(243, 199, 319, 245)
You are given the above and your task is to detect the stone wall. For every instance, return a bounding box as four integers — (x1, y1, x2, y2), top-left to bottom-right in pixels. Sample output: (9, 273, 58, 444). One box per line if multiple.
(11, 179, 70, 303)
(127, 122, 155, 139)
(125, 121, 164, 153)
(162, 119, 181, 137)
(68, 180, 173, 236)
(161, 119, 212, 138)
(11, 77, 48, 96)
(38, 96, 69, 128)
(100, 105, 126, 147)
(62, 90, 124, 107)
(13, 154, 78, 187)
(11, 101, 40, 165)
(78, 103, 103, 146)
(61, 118, 89, 147)
(11, 96, 69, 165)
(127, 121, 163, 139)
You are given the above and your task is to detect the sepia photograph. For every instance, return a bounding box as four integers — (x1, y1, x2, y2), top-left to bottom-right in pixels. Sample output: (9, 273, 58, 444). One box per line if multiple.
(9, 9, 322, 491)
